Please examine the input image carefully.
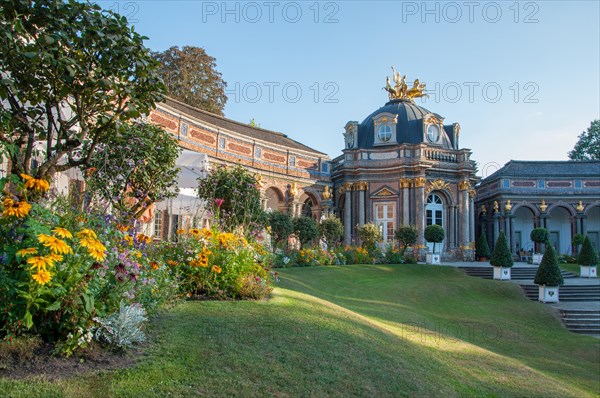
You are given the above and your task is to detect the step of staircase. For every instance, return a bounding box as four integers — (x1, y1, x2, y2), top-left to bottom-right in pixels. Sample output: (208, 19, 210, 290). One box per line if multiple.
(559, 309, 600, 335)
(459, 267, 577, 279)
(520, 285, 600, 301)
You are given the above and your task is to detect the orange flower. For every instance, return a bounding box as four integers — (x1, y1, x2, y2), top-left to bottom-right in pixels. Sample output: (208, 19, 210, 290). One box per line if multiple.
(32, 269, 52, 285)
(76, 228, 97, 239)
(167, 260, 178, 266)
(136, 234, 151, 244)
(123, 235, 133, 245)
(117, 224, 130, 232)
(38, 234, 73, 255)
(2, 197, 32, 218)
(150, 261, 160, 270)
(52, 227, 72, 239)
(16, 247, 38, 257)
(20, 174, 50, 191)
(27, 255, 54, 271)
(211, 265, 222, 274)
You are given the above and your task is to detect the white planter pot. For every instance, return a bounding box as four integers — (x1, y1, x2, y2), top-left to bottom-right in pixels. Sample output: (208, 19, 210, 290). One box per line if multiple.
(579, 265, 597, 278)
(493, 266, 511, 280)
(538, 285, 559, 303)
(426, 253, 441, 265)
(532, 253, 543, 265)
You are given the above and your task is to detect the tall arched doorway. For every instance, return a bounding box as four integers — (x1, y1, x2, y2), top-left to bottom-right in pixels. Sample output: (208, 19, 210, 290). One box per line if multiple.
(426, 194, 444, 252)
(265, 187, 285, 212)
(513, 206, 536, 253)
(586, 206, 600, 253)
(547, 206, 572, 255)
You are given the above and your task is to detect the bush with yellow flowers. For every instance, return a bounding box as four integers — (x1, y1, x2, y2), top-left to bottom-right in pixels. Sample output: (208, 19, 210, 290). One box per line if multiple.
(152, 227, 272, 300)
(0, 174, 176, 354)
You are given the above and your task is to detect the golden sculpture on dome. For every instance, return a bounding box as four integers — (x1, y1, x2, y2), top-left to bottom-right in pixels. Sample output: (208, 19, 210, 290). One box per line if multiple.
(539, 200, 548, 212)
(576, 200, 585, 212)
(384, 67, 428, 101)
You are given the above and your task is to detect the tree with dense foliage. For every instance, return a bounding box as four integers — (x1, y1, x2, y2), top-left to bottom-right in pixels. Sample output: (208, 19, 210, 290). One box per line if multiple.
(84, 123, 180, 219)
(152, 46, 227, 115)
(268, 211, 293, 251)
(356, 223, 382, 252)
(530, 228, 550, 253)
(490, 231, 514, 268)
(534, 244, 564, 286)
(197, 165, 266, 235)
(0, 0, 165, 182)
(424, 224, 445, 253)
(293, 216, 319, 248)
(476, 230, 491, 259)
(394, 225, 418, 255)
(577, 236, 598, 266)
(568, 120, 600, 160)
(319, 217, 343, 249)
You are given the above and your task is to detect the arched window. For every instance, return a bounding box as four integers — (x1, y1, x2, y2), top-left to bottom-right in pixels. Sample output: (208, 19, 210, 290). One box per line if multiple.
(425, 194, 444, 252)
(378, 125, 392, 142)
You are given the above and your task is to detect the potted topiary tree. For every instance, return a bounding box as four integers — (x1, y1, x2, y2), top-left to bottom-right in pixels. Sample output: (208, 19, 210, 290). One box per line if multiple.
(475, 230, 491, 262)
(530, 228, 549, 265)
(490, 231, 514, 280)
(424, 224, 445, 265)
(572, 233, 584, 256)
(534, 244, 564, 303)
(577, 236, 598, 278)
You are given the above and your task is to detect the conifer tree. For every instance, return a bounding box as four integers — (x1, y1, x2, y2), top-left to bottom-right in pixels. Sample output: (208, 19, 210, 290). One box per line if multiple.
(534, 245, 564, 286)
(490, 231, 513, 268)
(577, 236, 598, 266)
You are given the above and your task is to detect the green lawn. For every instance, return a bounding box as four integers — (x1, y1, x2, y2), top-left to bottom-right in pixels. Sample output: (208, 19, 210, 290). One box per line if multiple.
(2, 265, 599, 397)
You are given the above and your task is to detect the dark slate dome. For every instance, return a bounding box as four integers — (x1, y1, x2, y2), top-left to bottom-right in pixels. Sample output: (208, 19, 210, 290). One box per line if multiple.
(356, 99, 447, 148)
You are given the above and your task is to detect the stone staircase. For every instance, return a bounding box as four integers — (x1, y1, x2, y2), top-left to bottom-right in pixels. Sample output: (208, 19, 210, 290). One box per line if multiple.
(520, 285, 600, 302)
(559, 309, 600, 335)
(458, 266, 577, 280)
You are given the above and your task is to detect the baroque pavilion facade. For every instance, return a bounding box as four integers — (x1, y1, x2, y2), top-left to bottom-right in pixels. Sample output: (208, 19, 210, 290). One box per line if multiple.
(330, 71, 478, 261)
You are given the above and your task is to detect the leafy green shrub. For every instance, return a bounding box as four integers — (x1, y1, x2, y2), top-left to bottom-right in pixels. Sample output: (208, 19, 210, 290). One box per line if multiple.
(394, 225, 418, 255)
(319, 217, 343, 249)
(490, 231, 513, 268)
(356, 223, 382, 252)
(293, 217, 319, 248)
(424, 225, 445, 253)
(577, 236, 598, 266)
(530, 228, 550, 253)
(475, 231, 491, 259)
(0, 177, 175, 354)
(383, 247, 405, 264)
(268, 211, 293, 251)
(343, 246, 372, 264)
(85, 123, 180, 219)
(197, 165, 267, 235)
(156, 228, 272, 299)
(534, 244, 564, 286)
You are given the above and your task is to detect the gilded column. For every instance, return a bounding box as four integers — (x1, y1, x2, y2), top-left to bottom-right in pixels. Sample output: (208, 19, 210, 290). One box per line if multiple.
(414, 177, 426, 248)
(343, 183, 352, 246)
(400, 178, 411, 225)
(458, 180, 471, 249)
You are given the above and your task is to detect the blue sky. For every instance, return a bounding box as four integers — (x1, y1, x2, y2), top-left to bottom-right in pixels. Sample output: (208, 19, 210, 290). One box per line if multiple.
(98, 1, 599, 177)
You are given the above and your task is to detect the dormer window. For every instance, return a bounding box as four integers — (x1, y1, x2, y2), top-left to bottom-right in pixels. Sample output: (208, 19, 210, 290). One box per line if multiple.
(427, 124, 440, 143)
(373, 113, 397, 146)
(378, 125, 392, 142)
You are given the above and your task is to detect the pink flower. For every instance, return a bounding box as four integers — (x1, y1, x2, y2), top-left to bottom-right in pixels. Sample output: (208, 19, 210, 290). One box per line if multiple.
(214, 198, 224, 208)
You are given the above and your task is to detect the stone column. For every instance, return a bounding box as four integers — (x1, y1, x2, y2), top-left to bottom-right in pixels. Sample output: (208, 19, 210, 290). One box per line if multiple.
(414, 177, 426, 248)
(458, 181, 470, 249)
(468, 194, 475, 243)
(493, 212, 500, 251)
(357, 182, 366, 226)
(400, 178, 410, 225)
(448, 205, 455, 248)
(344, 183, 352, 246)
